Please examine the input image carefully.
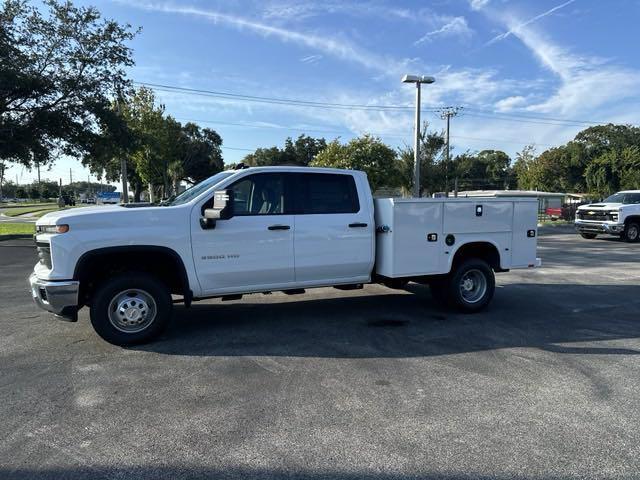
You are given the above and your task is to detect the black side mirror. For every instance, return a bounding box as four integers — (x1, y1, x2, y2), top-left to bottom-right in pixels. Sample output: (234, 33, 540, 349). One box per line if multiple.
(200, 189, 233, 230)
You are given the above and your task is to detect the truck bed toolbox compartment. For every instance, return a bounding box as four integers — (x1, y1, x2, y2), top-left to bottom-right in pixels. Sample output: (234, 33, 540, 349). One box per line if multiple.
(373, 197, 538, 278)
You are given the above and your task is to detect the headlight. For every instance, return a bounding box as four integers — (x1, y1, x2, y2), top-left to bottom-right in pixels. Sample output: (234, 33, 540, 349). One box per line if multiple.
(36, 224, 69, 234)
(609, 211, 619, 221)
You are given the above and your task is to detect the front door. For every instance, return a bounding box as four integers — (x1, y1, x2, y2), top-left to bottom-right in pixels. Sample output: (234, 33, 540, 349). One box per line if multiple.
(191, 172, 295, 295)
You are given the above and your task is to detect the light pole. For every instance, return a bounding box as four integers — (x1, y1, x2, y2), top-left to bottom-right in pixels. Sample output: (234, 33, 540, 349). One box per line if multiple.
(402, 74, 435, 198)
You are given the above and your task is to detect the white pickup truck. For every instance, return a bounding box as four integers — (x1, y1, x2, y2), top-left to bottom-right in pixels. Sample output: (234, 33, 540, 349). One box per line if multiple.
(30, 166, 540, 345)
(575, 190, 640, 242)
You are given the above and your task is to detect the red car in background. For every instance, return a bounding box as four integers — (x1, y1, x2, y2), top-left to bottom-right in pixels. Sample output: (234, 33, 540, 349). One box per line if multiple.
(545, 204, 582, 221)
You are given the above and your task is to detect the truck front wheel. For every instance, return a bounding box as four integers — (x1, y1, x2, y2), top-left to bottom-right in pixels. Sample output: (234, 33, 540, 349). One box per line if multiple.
(447, 259, 495, 313)
(90, 273, 172, 346)
(624, 222, 640, 243)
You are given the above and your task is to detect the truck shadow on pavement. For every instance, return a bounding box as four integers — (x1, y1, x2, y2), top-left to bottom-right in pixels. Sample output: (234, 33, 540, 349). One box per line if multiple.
(135, 282, 640, 358)
(0, 466, 576, 480)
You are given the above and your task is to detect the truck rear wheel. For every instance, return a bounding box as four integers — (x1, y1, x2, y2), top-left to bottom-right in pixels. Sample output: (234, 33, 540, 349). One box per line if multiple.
(446, 259, 495, 313)
(90, 273, 172, 346)
(624, 222, 639, 243)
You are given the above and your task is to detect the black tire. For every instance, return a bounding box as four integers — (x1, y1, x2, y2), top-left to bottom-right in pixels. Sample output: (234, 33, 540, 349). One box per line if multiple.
(580, 232, 597, 239)
(90, 272, 172, 346)
(446, 259, 495, 313)
(624, 222, 640, 243)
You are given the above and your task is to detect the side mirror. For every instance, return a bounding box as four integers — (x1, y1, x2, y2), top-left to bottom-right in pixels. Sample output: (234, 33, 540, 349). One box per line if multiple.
(200, 189, 233, 230)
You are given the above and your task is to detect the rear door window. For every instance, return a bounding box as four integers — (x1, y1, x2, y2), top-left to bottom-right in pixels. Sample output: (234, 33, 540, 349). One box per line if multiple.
(295, 173, 360, 214)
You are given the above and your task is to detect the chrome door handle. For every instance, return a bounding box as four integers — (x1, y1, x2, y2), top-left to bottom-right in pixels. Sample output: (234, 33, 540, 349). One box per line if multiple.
(268, 225, 290, 230)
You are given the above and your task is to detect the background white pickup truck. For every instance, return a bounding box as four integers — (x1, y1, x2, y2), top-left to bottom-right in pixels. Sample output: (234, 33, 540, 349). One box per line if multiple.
(575, 190, 640, 242)
(30, 166, 540, 345)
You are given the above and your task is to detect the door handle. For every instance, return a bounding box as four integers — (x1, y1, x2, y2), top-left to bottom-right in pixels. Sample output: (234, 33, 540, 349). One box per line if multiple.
(268, 225, 290, 231)
(348, 222, 368, 228)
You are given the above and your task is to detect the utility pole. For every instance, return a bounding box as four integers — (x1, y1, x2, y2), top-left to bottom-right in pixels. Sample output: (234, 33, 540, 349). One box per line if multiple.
(36, 160, 42, 201)
(438, 107, 462, 196)
(116, 85, 129, 203)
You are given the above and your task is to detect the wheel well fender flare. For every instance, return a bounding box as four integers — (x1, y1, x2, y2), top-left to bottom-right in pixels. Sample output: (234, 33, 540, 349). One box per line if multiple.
(73, 245, 191, 302)
(448, 240, 503, 271)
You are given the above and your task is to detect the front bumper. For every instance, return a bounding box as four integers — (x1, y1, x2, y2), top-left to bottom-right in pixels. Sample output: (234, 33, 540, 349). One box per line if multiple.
(29, 274, 80, 322)
(575, 220, 624, 235)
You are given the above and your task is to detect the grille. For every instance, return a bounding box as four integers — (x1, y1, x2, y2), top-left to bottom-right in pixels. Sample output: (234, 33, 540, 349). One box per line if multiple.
(36, 241, 52, 269)
(578, 211, 612, 221)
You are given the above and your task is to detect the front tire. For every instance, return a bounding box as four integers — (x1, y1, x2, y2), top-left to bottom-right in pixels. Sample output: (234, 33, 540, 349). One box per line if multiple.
(446, 259, 495, 313)
(580, 232, 597, 239)
(90, 273, 172, 346)
(624, 222, 640, 243)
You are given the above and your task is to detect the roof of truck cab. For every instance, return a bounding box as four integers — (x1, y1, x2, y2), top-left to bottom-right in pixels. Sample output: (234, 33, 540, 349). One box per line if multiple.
(232, 166, 364, 175)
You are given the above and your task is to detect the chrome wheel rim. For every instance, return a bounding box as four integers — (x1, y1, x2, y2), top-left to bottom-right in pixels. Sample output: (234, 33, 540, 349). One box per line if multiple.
(459, 269, 487, 304)
(629, 226, 638, 240)
(108, 289, 157, 333)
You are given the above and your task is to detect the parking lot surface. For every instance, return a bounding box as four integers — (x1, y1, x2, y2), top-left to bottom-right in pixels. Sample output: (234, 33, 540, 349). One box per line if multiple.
(1, 228, 640, 479)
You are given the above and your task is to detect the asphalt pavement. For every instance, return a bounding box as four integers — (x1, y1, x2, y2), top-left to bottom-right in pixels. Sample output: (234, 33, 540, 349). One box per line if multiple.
(1, 228, 640, 479)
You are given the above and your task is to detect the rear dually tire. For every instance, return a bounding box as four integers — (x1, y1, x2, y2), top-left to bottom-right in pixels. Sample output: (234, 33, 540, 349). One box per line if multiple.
(446, 259, 495, 313)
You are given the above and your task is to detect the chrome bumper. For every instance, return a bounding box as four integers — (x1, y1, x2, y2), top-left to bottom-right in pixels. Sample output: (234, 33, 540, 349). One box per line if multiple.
(575, 221, 624, 235)
(29, 274, 80, 322)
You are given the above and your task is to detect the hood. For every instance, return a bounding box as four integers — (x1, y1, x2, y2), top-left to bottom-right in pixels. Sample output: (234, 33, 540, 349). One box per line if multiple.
(36, 205, 124, 225)
(577, 203, 623, 211)
(35, 204, 174, 227)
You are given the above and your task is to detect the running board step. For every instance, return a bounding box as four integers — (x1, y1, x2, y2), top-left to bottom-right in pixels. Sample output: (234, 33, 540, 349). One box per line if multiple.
(283, 289, 306, 295)
(334, 284, 363, 291)
(221, 294, 243, 301)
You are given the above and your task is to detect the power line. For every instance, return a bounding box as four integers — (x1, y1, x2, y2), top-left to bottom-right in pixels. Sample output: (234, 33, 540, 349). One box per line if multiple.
(134, 79, 628, 127)
(178, 116, 562, 149)
(463, 108, 608, 127)
(135, 81, 441, 113)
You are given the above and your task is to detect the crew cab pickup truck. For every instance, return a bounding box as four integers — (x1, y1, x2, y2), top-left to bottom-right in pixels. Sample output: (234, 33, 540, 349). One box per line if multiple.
(575, 190, 640, 242)
(29, 166, 540, 345)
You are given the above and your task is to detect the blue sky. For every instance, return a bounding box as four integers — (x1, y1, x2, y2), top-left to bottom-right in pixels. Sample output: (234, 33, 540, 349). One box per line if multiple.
(11, 0, 640, 185)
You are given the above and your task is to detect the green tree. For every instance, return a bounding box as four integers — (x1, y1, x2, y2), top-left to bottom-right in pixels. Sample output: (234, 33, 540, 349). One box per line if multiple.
(177, 122, 224, 185)
(398, 127, 446, 196)
(512, 145, 537, 190)
(0, 0, 137, 169)
(243, 135, 326, 167)
(311, 135, 399, 191)
(585, 146, 640, 196)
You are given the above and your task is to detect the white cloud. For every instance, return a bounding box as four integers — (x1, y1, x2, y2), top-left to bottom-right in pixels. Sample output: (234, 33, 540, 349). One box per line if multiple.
(260, 1, 416, 23)
(494, 95, 528, 111)
(470, 0, 490, 11)
(415, 17, 473, 45)
(123, 1, 416, 77)
(300, 54, 323, 64)
(485, 0, 577, 46)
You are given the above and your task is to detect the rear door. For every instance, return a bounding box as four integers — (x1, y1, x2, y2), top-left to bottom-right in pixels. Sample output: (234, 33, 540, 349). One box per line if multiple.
(292, 172, 373, 284)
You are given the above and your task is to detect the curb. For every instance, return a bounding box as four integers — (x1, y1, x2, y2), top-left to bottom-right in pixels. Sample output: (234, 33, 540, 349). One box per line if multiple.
(0, 234, 34, 242)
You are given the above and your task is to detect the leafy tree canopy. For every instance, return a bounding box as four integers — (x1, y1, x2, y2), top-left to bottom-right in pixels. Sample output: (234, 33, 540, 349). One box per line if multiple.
(0, 0, 137, 168)
(243, 135, 327, 167)
(311, 135, 398, 191)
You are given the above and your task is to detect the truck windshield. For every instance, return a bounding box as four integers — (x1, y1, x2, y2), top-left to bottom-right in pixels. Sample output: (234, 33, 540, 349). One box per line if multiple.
(603, 192, 640, 204)
(164, 171, 235, 206)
